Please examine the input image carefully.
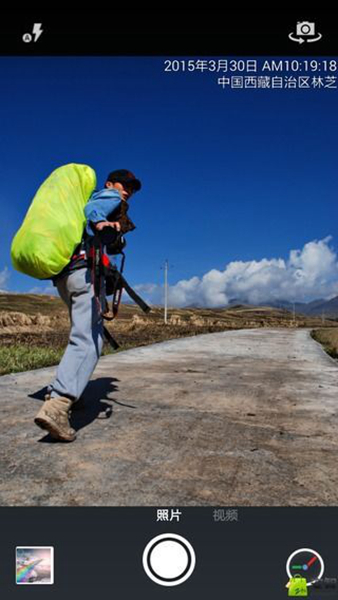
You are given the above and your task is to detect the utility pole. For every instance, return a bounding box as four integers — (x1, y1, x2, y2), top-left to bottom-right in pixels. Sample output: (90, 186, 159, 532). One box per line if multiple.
(164, 259, 168, 325)
(160, 259, 174, 324)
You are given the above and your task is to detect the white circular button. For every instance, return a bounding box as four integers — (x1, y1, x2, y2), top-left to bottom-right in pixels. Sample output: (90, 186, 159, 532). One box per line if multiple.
(142, 533, 196, 586)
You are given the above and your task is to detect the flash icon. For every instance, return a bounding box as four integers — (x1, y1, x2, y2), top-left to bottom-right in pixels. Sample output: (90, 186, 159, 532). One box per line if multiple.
(22, 23, 44, 43)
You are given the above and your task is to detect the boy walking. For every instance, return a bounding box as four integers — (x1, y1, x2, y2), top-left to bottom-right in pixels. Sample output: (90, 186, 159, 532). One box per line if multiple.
(34, 169, 141, 442)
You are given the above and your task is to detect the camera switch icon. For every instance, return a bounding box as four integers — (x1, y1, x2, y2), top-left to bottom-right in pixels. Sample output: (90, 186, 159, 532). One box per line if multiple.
(289, 21, 322, 44)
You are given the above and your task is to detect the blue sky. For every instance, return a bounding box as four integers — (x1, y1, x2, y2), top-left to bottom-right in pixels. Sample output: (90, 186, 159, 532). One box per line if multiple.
(1, 56, 338, 306)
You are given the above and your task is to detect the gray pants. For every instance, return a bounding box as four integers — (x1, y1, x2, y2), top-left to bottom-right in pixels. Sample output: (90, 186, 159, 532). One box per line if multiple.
(48, 268, 105, 401)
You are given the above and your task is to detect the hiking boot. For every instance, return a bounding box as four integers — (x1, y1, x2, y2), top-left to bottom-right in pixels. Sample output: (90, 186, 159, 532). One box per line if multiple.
(34, 396, 76, 442)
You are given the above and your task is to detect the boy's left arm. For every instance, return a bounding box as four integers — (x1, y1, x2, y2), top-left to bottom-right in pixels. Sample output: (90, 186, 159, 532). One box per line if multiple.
(84, 190, 122, 234)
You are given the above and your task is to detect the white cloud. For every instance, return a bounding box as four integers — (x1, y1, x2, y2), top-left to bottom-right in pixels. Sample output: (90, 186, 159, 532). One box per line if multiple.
(0, 267, 10, 291)
(28, 284, 58, 296)
(135, 237, 338, 308)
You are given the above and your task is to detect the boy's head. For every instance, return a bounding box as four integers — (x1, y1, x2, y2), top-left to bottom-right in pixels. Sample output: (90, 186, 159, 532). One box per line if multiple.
(105, 169, 141, 200)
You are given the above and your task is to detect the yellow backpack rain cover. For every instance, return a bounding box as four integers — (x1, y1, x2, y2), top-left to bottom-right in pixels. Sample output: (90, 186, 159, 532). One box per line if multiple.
(11, 163, 97, 279)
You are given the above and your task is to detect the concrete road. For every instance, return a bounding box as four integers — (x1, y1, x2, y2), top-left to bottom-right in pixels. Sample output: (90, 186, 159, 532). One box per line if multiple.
(0, 328, 338, 506)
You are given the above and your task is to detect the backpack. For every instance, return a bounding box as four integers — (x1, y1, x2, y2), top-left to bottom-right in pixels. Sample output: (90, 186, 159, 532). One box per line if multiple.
(11, 163, 96, 279)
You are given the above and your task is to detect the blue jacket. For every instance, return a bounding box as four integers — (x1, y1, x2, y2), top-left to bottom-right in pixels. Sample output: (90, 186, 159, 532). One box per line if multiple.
(84, 188, 122, 236)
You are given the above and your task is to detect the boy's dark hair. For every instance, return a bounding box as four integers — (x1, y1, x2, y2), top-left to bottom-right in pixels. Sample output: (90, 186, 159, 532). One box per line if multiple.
(106, 169, 141, 191)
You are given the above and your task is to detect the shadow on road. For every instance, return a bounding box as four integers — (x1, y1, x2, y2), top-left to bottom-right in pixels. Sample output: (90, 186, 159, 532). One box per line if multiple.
(29, 376, 137, 443)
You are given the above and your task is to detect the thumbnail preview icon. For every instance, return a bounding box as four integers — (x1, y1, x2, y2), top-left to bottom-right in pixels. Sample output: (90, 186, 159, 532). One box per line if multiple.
(16, 546, 54, 585)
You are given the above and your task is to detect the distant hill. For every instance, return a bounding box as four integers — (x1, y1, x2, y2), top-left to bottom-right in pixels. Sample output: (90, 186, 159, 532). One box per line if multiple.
(2, 292, 338, 319)
(262, 297, 338, 318)
(305, 296, 338, 318)
(190, 296, 338, 319)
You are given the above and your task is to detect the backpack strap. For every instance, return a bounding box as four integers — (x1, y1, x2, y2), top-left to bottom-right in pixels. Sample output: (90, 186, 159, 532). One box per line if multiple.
(104, 263, 151, 315)
(103, 326, 120, 350)
(85, 228, 151, 351)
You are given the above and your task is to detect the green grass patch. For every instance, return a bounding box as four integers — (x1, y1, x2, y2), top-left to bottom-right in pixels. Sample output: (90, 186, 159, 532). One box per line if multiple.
(0, 341, 133, 375)
(0, 345, 65, 376)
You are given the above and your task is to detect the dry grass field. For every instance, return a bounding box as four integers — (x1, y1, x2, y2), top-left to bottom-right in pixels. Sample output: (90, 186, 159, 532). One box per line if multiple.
(311, 327, 338, 359)
(0, 293, 337, 375)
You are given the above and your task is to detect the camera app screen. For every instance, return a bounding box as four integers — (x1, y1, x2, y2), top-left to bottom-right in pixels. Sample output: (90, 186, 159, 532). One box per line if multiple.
(0, 13, 337, 599)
